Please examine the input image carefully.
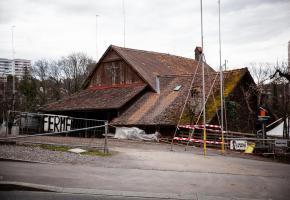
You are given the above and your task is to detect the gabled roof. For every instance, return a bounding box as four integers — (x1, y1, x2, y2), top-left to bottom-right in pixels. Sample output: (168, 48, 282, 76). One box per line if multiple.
(40, 83, 146, 112)
(84, 45, 215, 91)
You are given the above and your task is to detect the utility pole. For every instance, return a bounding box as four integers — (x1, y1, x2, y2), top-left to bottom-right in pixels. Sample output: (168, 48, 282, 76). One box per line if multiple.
(224, 59, 228, 136)
(200, 0, 206, 156)
(218, 0, 225, 153)
(286, 41, 290, 139)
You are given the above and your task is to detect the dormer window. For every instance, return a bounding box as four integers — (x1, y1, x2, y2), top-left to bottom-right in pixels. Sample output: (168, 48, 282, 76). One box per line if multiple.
(174, 85, 182, 91)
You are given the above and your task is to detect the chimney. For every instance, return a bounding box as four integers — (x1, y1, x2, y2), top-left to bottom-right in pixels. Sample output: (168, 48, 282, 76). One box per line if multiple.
(288, 41, 290, 74)
(156, 75, 160, 94)
(195, 46, 203, 61)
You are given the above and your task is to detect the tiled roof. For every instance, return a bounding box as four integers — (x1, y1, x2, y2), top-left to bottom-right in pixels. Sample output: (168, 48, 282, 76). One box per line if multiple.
(111, 76, 192, 126)
(84, 45, 215, 91)
(40, 84, 146, 112)
(111, 68, 251, 126)
(204, 68, 252, 121)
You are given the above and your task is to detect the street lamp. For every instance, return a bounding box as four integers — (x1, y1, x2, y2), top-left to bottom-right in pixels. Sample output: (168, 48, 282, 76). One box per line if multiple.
(11, 25, 16, 112)
(96, 14, 99, 61)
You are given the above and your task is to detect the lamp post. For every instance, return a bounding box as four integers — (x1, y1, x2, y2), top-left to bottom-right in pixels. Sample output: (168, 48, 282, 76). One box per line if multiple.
(96, 14, 99, 61)
(11, 25, 15, 112)
(7, 25, 16, 136)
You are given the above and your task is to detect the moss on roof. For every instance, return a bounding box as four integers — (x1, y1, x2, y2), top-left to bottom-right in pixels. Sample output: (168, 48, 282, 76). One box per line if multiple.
(205, 69, 247, 122)
(179, 107, 194, 125)
(168, 68, 249, 126)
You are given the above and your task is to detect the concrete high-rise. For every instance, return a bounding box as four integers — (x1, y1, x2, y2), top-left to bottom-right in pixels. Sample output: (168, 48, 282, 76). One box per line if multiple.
(0, 58, 31, 81)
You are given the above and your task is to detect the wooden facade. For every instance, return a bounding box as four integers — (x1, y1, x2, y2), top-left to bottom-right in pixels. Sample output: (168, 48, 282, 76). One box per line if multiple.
(89, 50, 144, 87)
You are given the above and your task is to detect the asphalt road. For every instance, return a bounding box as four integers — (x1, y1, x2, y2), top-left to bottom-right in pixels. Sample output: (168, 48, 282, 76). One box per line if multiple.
(0, 144, 290, 199)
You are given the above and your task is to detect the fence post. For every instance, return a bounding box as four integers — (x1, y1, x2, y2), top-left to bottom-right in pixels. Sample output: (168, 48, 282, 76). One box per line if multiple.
(104, 121, 109, 153)
(5, 110, 10, 137)
(262, 122, 266, 147)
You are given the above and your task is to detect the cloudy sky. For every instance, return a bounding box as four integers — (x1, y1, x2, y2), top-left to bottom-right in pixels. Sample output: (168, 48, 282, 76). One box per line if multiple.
(0, 0, 289, 70)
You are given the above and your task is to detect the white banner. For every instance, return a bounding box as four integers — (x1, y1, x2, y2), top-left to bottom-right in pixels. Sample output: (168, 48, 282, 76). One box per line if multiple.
(43, 115, 71, 132)
(230, 140, 247, 150)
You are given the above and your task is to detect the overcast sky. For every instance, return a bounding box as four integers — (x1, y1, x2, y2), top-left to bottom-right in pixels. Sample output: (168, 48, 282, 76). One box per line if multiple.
(0, 0, 289, 70)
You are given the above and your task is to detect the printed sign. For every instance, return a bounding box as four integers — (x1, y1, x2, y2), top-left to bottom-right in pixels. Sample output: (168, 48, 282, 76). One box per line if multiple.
(230, 140, 247, 150)
(43, 115, 71, 132)
(245, 142, 256, 154)
(274, 139, 288, 147)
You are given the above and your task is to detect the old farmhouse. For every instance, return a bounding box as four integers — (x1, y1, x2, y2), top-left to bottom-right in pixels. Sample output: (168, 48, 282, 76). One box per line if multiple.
(40, 45, 257, 135)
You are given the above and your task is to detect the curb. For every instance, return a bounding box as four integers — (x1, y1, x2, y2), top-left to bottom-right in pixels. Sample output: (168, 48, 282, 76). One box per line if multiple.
(0, 181, 266, 200)
(0, 181, 59, 192)
(0, 181, 196, 199)
(0, 157, 52, 164)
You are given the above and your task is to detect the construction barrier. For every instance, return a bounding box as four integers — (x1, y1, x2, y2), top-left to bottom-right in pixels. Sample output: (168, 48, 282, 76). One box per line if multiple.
(178, 124, 221, 130)
(173, 136, 225, 145)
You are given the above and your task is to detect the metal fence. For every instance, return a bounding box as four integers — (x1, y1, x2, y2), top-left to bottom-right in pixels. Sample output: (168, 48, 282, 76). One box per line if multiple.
(0, 111, 109, 153)
(224, 137, 290, 156)
(173, 126, 290, 158)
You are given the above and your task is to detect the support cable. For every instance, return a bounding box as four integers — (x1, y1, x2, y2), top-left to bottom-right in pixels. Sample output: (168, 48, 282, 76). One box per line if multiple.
(170, 59, 202, 150)
(185, 71, 219, 149)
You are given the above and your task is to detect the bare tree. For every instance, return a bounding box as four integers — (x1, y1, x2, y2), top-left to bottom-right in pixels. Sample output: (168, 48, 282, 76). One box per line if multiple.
(33, 59, 50, 105)
(33, 59, 50, 81)
(30, 53, 95, 108)
(48, 60, 63, 100)
(248, 62, 274, 106)
(270, 61, 290, 82)
(248, 61, 289, 122)
(270, 61, 290, 119)
(60, 53, 94, 94)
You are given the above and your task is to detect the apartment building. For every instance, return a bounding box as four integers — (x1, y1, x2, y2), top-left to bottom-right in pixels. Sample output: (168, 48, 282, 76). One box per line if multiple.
(0, 58, 31, 81)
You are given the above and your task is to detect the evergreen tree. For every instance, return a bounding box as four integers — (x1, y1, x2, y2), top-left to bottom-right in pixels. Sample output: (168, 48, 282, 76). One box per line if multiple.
(19, 68, 38, 111)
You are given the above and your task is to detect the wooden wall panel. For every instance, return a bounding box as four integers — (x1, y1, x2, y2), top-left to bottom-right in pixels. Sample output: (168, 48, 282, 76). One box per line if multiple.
(90, 60, 144, 86)
(102, 50, 121, 62)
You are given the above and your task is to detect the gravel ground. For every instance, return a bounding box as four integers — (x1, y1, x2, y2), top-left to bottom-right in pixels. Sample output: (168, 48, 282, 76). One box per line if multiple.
(0, 139, 188, 165)
(0, 142, 282, 166)
(0, 144, 111, 164)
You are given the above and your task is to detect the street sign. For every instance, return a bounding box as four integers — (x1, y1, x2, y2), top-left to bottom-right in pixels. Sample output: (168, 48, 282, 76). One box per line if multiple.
(258, 107, 270, 122)
(274, 139, 288, 147)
